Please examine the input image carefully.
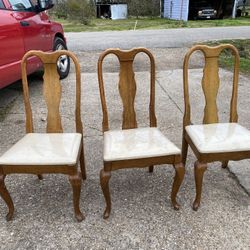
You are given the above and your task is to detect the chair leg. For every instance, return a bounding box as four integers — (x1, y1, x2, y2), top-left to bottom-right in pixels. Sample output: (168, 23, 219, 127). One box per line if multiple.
(181, 135, 189, 166)
(79, 145, 86, 180)
(222, 161, 229, 169)
(100, 169, 111, 219)
(171, 163, 185, 210)
(148, 165, 154, 173)
(193, 161, 207, 211)
(0, 173, 14, 221)
(69, 172, 85, 222)
(37, 174, 43, 180)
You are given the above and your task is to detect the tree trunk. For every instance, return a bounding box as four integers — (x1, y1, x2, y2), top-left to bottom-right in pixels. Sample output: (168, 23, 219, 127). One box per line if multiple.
(232, 0, 238, 18)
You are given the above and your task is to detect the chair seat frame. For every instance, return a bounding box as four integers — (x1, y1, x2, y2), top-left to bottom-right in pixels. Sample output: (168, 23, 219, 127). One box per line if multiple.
(185, 132, 250, 163)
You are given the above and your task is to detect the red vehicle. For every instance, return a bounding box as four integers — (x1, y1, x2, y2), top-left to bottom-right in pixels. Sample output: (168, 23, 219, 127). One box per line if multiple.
(0, 0, 70, 89)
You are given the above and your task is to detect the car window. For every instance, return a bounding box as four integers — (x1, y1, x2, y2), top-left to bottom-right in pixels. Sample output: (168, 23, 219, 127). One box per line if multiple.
(8, 0, 34, 11)
(0, 0, 5, 9)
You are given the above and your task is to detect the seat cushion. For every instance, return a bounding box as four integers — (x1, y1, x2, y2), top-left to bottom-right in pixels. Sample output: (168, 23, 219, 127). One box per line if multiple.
(186, 123, 250, 154)
(104, 127, 181, 161)
(0, 133, 82, 166)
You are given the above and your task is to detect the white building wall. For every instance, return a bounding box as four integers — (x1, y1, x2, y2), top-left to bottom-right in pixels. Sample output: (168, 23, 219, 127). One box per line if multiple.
(163, 0, 190, 21)
(111, 4, 128, 20)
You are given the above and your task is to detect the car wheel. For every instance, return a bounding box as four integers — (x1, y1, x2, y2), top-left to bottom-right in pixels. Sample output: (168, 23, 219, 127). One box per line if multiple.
(53, 37, 70, 79)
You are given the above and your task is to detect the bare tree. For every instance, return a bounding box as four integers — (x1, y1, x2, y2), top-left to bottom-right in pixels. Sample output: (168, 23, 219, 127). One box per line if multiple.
(66, 0, 95, 24)
(126, 0, 160, 18)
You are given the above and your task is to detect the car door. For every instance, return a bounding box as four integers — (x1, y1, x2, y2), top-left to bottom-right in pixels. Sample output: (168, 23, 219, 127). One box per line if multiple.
(0, 2, 25, 88)
(7, 0, 52, 52)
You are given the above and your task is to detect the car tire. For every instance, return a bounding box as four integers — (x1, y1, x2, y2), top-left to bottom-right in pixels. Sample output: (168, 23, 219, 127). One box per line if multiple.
(53, 37, 70, 79)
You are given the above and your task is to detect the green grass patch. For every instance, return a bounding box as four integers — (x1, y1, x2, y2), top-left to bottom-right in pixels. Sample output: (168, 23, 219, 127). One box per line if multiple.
(204, 39, 250, 76)
(52, 16, 250, 32)
(54, 17, 188, 32)
(188, 16, 250, 28)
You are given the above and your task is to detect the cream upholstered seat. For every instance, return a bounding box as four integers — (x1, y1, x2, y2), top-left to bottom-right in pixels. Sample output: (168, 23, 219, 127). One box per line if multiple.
(104, 127, 181, 161)
(98, 48, 185, 219)
(0, 133, 82, 166)
(186, 123, 250, 154)
(0, 51, 86, 222)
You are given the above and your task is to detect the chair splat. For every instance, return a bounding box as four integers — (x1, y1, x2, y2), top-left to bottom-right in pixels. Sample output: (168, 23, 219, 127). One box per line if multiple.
(43, 63, 63, 133)
(201, 51, 220, 124)
(183, 44, 240, 126)
(118, 53, 137, 129)
(98, 47, 157, 132)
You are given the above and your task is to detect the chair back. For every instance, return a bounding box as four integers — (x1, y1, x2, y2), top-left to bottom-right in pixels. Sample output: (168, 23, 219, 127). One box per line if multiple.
(98, 48, 156, 132)
(21, 50, 82, 134)
(183, 44, 240, 127)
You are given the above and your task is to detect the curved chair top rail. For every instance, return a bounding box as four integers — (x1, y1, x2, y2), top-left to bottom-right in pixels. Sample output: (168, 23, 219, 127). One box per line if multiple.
(183, 44, 240, 126)
(98, 47, 157, 132)
(21, 50, 83, 134)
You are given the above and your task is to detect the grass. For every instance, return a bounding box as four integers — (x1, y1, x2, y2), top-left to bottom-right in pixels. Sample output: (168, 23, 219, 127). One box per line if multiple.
(204, 39, 250, 76)
(52, 15, 250, 32)
(53, 17, 187, 32)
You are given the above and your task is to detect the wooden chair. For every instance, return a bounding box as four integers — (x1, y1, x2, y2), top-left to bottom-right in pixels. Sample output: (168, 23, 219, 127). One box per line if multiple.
(0, 50, 86, 221)
(98, 48, 185, 219)
(182, 44, 250, 210)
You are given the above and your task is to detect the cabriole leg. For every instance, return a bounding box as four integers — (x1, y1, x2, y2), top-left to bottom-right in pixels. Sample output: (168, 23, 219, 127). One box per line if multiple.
(193, 161, 207, 211)
(0, 172, 14, 221)
(100, 168, 111, 219)
(148, 165, 154, 173)
(171, 163, 185, 210)
(221, 161, 229, 169)
(69, 172, 85, 222)
(37, 174, 43, 180)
